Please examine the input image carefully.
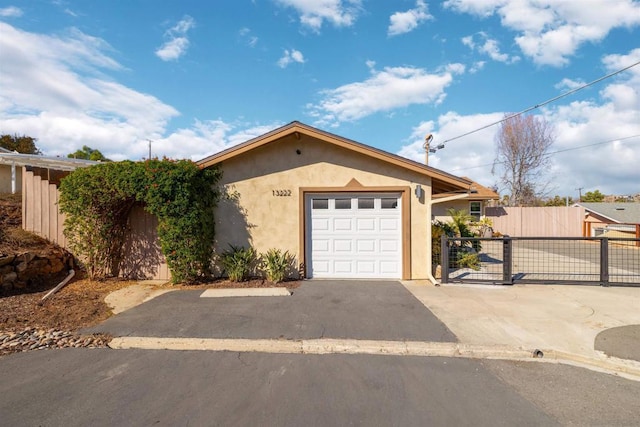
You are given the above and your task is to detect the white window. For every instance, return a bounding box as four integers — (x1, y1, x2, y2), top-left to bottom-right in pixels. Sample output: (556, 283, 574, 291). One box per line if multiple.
(469, 201, 482, 221)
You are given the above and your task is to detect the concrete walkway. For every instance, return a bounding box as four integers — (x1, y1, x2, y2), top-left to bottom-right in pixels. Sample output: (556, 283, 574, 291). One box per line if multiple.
(402, 281, 640, 376)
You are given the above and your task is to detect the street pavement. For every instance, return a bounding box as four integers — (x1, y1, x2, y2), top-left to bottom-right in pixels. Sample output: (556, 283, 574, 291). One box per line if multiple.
(4, 347, 640, 426)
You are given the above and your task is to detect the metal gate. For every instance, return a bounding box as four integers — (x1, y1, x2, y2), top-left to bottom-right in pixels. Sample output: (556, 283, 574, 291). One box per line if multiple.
(440, 236, 640, 286)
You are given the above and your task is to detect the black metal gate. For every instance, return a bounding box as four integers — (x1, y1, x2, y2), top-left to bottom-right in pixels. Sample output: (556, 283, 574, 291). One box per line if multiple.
(440, 236, 640, 286)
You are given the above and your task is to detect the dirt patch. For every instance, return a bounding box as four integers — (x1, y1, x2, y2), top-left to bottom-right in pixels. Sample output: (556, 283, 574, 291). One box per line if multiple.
(0, 278, 137, 332)
(1, 277, 301, 333)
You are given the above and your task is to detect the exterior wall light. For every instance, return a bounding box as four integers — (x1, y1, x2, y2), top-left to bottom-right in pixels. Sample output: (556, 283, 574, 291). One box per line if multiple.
(415, 184, 424, 199)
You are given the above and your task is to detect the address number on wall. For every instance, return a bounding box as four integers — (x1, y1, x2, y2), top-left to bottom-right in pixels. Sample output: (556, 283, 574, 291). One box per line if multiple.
(272, 189, 292, 196)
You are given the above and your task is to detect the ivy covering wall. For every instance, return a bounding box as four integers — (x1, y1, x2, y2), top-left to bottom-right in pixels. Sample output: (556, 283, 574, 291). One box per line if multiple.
(58, 159, 221, 283)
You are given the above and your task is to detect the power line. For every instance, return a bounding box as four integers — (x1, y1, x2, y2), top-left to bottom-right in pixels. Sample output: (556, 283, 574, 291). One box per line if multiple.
(449, 134, 640, 172)
(439, 59, 640, 145)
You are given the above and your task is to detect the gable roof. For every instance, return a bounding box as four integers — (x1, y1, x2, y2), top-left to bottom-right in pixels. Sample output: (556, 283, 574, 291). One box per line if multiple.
(463, 177, 499, 200)
(197, 121, 473, 194)
(577, 202, 640, 224)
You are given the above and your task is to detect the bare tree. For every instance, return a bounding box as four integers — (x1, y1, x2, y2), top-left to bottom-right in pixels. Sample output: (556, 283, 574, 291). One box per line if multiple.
(493, 114, 554, 206)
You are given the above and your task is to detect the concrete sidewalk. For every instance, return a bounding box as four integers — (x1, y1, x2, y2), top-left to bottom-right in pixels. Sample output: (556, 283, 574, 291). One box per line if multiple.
(402, 281, 640, 364)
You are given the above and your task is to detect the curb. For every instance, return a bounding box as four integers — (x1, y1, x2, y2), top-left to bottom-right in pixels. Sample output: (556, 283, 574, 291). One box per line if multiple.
(108, 337, 640, 381)
(539, 349, 640, 381)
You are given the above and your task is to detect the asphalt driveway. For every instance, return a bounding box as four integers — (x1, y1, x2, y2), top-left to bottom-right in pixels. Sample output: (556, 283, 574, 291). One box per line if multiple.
(87, 280, 457, 342)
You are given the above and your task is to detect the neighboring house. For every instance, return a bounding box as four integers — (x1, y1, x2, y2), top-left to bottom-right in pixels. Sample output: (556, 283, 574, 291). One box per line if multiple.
(0, 149, 96, 194)
(431, 178, 499, 223)
(0, 147, 22, 194)
(198, 121, 480, 282)
(576, 202, 640, 239)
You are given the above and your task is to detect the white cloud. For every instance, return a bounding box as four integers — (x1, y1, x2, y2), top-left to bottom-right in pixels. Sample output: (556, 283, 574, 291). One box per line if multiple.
(0, 23, 179, 158)
(277, 49, 305, 68)
(274, 0, 361, 32)
(239, 28, 259, 48)
(397, 49, 640, 196)
(0, 23, 283, 162)
(555, 78, 585, 91)
(149, 120, 284, 161)
(469, 61, 486, 74)
(0, 6, 22, 17)
(445, 0, 640, 66)
(462, 32, 520, 64)
(307, 62, 465, 126)
(155, 16, 195, 61)
(388, 0, 432, 36)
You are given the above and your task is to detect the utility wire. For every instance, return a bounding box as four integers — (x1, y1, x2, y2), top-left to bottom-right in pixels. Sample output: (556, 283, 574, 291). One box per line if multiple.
(449, 134, 640, 172)
(440, 60, 640, 145)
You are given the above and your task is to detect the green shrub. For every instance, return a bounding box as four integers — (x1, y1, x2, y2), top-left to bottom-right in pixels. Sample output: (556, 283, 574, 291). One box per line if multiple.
(455, 249, 481, 270)
(59, 159, 221, 282)
(262, 248, 294, 283)
(221, 245, 257, 282)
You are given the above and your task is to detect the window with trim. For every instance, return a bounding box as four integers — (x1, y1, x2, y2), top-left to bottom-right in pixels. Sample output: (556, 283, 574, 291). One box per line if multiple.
(312, 199, 328, 209)
(469, 201, 482, 221)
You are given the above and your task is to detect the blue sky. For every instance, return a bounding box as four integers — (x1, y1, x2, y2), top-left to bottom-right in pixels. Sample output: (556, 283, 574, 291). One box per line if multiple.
(1, 0, 639, 198)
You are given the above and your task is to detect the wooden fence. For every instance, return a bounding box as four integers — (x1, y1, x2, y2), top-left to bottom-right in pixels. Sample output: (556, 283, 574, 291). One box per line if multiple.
(485, 206, 585, 237)
(21, 167, 170, 280)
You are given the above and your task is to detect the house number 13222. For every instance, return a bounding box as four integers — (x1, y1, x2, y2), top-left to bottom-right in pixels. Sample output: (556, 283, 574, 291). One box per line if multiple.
(272, 189, 291, 196)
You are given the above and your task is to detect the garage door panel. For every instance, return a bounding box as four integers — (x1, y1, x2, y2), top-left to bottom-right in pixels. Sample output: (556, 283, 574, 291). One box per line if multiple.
(356, 240, 376, 252)
(333, 218, 353, 231)
(313, 260, 330, 274)
(334, 260, 353, 274)
(356, 261, 375, 274)
(333, 239, 352, 252)
(356, 218, 376, 231)
(379, 217, 399, 231)
(379, 239, 398, 252)
(380, 261, 399, 274)
(314, 239, 330, 252)
(308, 193, 402, 279)
(312, 218, 330, 231)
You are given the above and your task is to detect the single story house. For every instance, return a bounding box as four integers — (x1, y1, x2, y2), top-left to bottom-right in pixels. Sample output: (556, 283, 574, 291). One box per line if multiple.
(20, 121, 491, 284)
(198, 121, 482, 282)
(577, 202, 640, 239)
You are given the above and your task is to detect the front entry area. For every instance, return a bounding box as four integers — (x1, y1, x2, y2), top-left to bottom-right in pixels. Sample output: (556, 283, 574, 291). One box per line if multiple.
(305, 193, 402, 279)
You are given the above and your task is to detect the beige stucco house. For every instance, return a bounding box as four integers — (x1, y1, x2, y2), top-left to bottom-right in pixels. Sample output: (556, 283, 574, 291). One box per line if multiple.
(431, 179, 499, 223)
(198, 121, 478, 282)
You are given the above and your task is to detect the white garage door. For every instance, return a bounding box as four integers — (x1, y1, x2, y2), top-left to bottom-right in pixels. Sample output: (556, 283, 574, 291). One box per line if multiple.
(306, 193, 402, 279)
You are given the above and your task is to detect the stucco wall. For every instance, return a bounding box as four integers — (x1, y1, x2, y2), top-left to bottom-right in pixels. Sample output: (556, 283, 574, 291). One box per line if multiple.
(432, 199, 483, 223)
(0, 165, 22, 194)
(215, 133, 432, 279)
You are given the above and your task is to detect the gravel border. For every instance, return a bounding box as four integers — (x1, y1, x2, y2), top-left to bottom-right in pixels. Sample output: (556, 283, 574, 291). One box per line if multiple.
(0, 327, 111, 356)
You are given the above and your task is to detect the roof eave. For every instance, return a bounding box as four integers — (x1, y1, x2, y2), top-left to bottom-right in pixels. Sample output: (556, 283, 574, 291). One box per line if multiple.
(197, 121, 472, 191)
